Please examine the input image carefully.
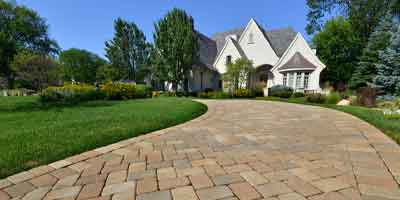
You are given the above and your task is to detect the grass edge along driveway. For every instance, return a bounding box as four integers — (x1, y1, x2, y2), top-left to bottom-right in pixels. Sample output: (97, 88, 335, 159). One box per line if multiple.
(0, 97, 207, 178)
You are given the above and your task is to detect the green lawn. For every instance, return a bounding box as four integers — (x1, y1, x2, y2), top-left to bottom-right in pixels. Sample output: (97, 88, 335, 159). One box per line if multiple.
(257, 97, 400, 144)
(0, 97, 207, 178)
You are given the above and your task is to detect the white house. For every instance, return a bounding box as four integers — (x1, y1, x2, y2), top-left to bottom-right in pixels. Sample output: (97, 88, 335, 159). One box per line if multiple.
(185, 18, 326, 95)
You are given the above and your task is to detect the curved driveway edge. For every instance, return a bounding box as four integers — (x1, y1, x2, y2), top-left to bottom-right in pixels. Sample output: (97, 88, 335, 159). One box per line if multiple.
(1, 100, 400, 200)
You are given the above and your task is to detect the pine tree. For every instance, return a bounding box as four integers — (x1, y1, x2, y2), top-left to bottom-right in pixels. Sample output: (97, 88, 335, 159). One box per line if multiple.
(374, 22, 400, 95)
(350, 12, 396, 89)
(105, 18, 150, 82)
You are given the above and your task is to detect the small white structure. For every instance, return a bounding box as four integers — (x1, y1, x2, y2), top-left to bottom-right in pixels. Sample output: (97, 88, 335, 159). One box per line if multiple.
(184, 18, 326, 95)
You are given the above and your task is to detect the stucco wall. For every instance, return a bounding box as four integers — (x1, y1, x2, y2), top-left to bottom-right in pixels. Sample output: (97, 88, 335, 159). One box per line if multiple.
(214, 39, 243, 74)
(238, 20, 279, 67)
(189, 67, 219, 92)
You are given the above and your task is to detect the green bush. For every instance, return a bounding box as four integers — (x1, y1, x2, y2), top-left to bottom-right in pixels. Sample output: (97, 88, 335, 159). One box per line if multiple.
(40, 84, 102, 103)
(101, 82, 152, 100)
(213, 91, 231, 99)
(306, 93, 326, 104)
(198, 92, 213, 99)
(234, 89, 253, 98)
(292, 92, 305, 98)
(253, 83, 265, 97)
(270, 85, 293, 98)
(326, 92, 342, 104)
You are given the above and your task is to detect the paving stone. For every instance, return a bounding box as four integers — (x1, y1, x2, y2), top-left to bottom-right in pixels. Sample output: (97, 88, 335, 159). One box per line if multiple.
(171, 186, 198, 200)
(106, 170, 127, 185)
(229, 182, 261, 200)
(4, 182, 35, 198)
(191, 159, 217, 167)
(136, 178, 157, 194)
(278, 193, 307, 200)
(311, 167, 343, 178)
(224, 165, 252, 174)
(0, 190, 10, 200)
(286, 176, 321, 197)
(311, 177, 351, 193)
(136, 191, 171, 200)
(158, 177, 189, 190)
(53, 174, 79, 189)
(22, 187, 51, 200)
(359, 184, 400, 200)
(176, 167, 205, 177)
(112, 191, 134, 200)
(196, 186, 234, 200)
(77, 182, 104, 200)
(157, 167, 176, 180)
(29, 175, 58, 187)
(44, 186, 81, 200)
(127, 170, 156, 181)
(204, 165, 226, 177)
(0, 180, 12, 189)
(212, 174, 243, 185)
(76, 174, 108, 185)
(7, 172, 34, 184)
(101, 182, 135, 196)
(239, 171, 268, 186)
(256, 182, 293, 198)
(189, 175, 213, 189)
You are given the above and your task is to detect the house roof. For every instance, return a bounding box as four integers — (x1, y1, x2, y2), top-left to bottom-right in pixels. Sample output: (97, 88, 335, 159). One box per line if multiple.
(212, 28, 245, 55)
(278, 52, 318, 71)
(197, 32, 218, 70)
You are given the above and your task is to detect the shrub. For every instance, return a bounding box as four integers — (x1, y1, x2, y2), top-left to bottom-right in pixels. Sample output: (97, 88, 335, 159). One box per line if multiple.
(40, 84, 102, 103)
(101, 82, 152, 100)
(198, 92, 213, 99)
(270, 85, 293, 98)
(326, 92, 342, 104)
(204, 88, 214, 93)
(356, 87, 377, 107)
(152, 91, 161, 97)
(292, 92, 305, 98)
(213, 91, 231, 99)
(306, 93, 326, 104)
(234, 89, 253, 98)
(253, 83, 265, 97)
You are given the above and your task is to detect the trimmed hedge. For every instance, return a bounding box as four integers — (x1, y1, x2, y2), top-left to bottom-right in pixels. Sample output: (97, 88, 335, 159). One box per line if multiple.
(306, 93, 326, 104)
(270, 85, 293, 98)
(40, 82, 152, 103)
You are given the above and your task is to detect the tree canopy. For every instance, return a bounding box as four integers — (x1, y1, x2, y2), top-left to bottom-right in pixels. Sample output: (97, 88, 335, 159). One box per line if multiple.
(0, 0, 59, 88)
(105, 18, 150, 82)
(59, 48, 106, 84)
(153, 8, 198, 91)
(313, 17, 362, 89)
(223, 58, 254, 92)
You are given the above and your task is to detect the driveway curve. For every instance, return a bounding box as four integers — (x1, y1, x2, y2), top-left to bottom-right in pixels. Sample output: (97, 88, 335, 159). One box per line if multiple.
(1, 100, 400, 200)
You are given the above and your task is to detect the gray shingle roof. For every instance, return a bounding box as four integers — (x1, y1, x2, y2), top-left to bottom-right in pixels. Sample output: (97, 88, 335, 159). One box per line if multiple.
(211, 28, 245, 55)
(197, 32, 218, 70)
(278, 52, 317, 71)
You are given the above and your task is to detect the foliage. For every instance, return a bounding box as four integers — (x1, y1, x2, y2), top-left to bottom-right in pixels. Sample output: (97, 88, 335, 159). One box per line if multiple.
(101, 82, 152, 100)
(223, 58, 254, 92)
(306, 93, 327, 103)
(40, 83, 102, 104)
(1, 88, 35, 96)
(11, 50, 59, 91)
(356, 86, 377, 107)
(0, 96, 206, 178)
(270, 85, 293, 98)
(292, 92, 306, 98)
(0, 1, 59, 88)
(253, 83, 265, 97)
(374, 23, 400, 95)
(326, 91, 341, 104)
(59, 48, 106, 84)
(313, 17, 362, 89)
(105, 18, 150, 82)
(153, 8, 198, 91)
(306, 0, 392, 45)
(198, 91, 214, 99)
(152, 91, 161, 97)
(233, 89, 253, 98)
(96, 64, 121, 83)
(351, 12, 397, 89)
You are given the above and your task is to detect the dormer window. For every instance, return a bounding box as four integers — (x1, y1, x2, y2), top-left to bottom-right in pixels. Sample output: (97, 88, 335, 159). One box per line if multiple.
(248, 32, 254, 44)
(226, 55, 232, 65)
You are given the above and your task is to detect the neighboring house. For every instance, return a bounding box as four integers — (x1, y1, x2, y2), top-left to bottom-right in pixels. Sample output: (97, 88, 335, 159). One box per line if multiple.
(184, 18, 326, 95)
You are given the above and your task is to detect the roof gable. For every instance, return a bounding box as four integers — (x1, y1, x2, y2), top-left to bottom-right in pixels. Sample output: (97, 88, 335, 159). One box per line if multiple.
(278, 52, 317, 72)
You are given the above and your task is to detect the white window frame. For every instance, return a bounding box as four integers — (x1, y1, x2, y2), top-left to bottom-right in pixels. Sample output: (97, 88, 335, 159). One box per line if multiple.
(283, 73, 287, 86)
(304, 72, 310, 89)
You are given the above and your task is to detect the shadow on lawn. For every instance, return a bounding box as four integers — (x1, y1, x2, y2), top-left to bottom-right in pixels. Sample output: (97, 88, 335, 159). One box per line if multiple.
(1, 100, 116, 113)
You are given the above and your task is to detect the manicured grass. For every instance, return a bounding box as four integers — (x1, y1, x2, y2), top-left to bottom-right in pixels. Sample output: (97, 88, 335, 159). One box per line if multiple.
(0, 97, 207, 178)
(257, 97, 400, 144)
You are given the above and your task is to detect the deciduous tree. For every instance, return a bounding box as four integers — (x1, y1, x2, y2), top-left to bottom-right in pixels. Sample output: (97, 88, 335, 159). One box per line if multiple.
(223, 58, 254, 92)
(153, 8, 198, 92)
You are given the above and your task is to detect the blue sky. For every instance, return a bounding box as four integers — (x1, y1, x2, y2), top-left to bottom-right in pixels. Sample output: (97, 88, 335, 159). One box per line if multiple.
(18, 0, 310, 57)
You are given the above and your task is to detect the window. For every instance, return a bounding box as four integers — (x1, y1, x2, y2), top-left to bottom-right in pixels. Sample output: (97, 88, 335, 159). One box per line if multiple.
(248, 33, 254, 44)
(288, 73, 294, 88)
(226, 55, 232, 65)
(200, 72, 204, 90)
(296, 72, 302, 89)
(283, 73, 287, 86)
(304, 72, 310, 89)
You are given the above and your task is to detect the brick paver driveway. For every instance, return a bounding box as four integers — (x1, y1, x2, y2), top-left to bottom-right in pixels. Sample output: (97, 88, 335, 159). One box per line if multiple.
(1, 100, 400, 200)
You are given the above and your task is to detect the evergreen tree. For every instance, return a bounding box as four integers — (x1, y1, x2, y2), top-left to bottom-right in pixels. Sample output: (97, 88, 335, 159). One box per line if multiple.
(350, 12, 396, 88)
(153, 8, 198, 92)
(374, 24, 400, 95)
(105, 18, 150, 82)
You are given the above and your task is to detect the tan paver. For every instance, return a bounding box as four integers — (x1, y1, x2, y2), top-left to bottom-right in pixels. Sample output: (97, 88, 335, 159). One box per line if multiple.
(2, 100, 400, 200)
